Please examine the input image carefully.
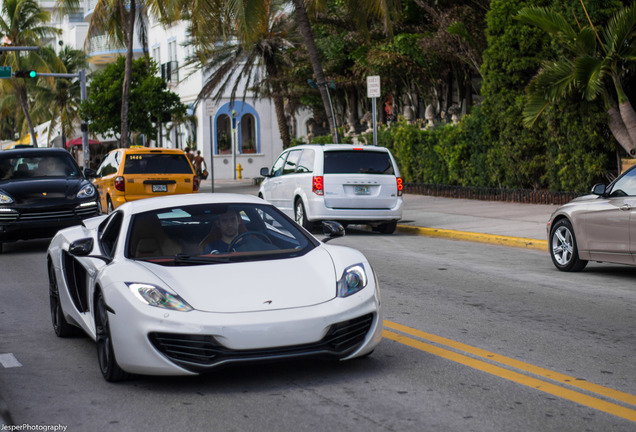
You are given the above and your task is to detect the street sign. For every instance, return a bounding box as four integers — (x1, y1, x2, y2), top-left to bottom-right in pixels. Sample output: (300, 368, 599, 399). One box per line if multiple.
(0, 66, 11, 78)
(367, 75, 381, 98)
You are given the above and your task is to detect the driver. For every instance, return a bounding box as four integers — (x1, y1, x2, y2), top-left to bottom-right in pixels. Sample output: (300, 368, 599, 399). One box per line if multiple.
(202, 208, 275, 254)
(202, 209, 242, 254)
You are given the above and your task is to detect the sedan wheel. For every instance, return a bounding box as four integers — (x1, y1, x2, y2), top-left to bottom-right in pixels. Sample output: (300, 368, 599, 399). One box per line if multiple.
(95, 291, 129, 382)
(295, 199, 315, 232)
(48, 262, 78, 337)
(550, 219, 588, 272)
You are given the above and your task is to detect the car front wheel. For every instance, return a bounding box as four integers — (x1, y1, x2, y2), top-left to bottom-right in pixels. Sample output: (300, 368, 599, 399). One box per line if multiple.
(49, 261, 78, 337)
(550, 219, 588, 272)
(95, 290, 129, 382)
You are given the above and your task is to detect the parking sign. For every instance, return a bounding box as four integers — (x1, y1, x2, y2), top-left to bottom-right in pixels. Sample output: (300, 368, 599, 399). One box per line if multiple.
(367, 76, 381, 98)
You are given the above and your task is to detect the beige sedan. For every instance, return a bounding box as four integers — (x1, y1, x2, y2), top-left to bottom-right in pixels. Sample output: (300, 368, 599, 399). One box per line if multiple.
(547, 166, 636, 271)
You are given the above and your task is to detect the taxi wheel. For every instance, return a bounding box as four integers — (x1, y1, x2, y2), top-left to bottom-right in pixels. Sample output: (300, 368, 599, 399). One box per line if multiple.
(107, 197, 114, 213)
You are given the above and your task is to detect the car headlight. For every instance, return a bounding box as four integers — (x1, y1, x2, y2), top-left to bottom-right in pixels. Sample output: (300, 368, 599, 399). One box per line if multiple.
(0, 190, 14, 204)
(337, 263, 368, 297)
(127, 283, 193, 311)
(77, 183, 96, 199)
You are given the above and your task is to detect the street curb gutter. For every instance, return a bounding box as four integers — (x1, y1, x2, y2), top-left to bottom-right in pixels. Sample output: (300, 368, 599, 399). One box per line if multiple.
(396, 225, 548, 251)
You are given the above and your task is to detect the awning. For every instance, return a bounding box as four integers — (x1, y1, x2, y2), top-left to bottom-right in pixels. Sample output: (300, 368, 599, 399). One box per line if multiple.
(66, 137, 102, 148)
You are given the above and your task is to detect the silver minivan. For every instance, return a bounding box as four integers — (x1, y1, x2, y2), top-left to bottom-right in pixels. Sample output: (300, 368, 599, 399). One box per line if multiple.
(259, 144, 403, 233)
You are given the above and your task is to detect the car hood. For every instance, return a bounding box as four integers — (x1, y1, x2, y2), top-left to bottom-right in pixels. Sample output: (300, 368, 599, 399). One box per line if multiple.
(140, 247, 338, 313)
(0, 178, 88, 204)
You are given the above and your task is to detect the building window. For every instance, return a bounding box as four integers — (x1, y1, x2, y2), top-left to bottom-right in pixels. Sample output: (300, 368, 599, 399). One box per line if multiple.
(216, 115, 231, 154)
(240, 114, 256, 154)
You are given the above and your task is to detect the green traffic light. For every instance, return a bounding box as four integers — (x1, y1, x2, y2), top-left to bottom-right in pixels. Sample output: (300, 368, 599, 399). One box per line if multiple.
(29, 70, 36, 78)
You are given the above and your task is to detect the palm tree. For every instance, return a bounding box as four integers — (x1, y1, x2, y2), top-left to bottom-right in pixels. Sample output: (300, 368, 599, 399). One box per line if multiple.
(186, 0, 296, 148)
(288, 0, 400, 143)
(32, 47, 87, 147)
(58, 0, 155, 147)
(0, 0, 60, 147)
(517, 3, 636, 156)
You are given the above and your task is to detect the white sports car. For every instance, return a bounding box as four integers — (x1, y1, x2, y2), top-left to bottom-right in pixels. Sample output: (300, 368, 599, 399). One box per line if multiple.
(47, 193, 382, 381)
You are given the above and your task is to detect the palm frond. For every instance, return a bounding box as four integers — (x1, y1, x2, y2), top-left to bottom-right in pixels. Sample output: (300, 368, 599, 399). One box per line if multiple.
(522, 92, 550, 127)
(574, 55, 604, 101)
(515, 7, 577, 41)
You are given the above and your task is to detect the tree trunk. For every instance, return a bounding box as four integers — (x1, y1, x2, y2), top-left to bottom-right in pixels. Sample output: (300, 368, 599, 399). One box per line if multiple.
(18, 85, 38, 147)
(291, 0, 338, 143)
(120, 0, 136, 148)
(272, 83, 290, 149)
(618, 101, 636, 156)
(607, 106, 636, 156)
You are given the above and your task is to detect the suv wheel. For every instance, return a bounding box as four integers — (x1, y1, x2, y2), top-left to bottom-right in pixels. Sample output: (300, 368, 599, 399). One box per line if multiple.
(374, 221, 397, 234)
(295, 199, 315, 232)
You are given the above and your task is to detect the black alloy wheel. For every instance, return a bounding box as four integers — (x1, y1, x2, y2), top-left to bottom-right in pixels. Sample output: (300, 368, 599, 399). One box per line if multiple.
(48, 261, 78, 337)
(95, 290, 129, 382)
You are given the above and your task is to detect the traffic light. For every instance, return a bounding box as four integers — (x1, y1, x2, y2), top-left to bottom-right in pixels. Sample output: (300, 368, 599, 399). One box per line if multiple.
(14, 70, 37, 78)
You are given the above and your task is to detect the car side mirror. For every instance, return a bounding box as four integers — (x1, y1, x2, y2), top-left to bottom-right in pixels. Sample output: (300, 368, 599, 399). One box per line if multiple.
(260, 167, 270, 177)
(84, 168, 97, 178)
(321, 221, 345, 243)
(591, 183, 606, 196)
(69, 238, 94, 256)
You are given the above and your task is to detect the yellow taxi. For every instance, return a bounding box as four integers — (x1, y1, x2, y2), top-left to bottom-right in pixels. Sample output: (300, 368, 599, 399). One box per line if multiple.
(91, 147, 199, 212)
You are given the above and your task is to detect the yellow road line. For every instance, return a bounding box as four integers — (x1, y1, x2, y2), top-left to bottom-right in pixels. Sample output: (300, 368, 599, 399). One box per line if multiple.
(384, 321, 636, 407)
(396, 225, 548, 251)
(383, 330, 636, 423)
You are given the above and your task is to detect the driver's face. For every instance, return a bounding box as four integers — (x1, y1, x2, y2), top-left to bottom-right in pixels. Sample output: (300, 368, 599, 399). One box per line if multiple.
(217, 211, 239, 239)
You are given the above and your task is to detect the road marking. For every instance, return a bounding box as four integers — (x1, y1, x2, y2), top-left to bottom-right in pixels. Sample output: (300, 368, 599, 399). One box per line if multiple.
(396, 225, 548, 251)
(383, 322, 636, 423)
(0, 353, 22, 368)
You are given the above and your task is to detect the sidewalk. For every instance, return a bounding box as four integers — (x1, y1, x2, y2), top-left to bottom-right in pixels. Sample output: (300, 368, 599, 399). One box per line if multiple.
(201, 179, 558, 251)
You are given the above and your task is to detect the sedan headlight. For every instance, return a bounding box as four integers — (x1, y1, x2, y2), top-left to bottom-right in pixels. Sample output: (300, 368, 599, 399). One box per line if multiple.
(77, 183, 96, 199)
(127, 283, 193, 311)
(337, 263, 368, 298)
(0, 190, 14, 204)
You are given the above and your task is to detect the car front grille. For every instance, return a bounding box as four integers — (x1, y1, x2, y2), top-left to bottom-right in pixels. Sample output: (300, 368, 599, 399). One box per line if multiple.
(0, 203, 98, 223)
(148, 313, 374, 372)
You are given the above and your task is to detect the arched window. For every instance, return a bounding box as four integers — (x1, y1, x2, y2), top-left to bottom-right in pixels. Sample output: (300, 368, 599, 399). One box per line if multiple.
(216, 115, 231, 154)
(240, 114, 256, 153)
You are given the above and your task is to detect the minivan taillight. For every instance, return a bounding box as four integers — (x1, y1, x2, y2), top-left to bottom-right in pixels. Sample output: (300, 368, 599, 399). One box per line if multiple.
(313, 176, 324, 195)
(193, 176, 200, 192)
(115, 176, 125, 192)
(397, 177, 403, 196)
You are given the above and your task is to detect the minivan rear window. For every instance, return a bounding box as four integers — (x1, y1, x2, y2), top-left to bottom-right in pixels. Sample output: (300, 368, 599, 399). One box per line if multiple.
(124, 154, 193, 174)
(323, 150, 394, 175)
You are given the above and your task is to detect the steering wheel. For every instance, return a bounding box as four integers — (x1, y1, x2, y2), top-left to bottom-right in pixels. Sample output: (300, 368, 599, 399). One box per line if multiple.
(228, 231, 273, 251)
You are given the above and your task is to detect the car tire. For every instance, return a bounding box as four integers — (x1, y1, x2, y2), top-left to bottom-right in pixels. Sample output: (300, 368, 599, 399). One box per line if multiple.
(549, 218, 588, 272)
(374, 221, 397, 234)
(95, 290, 130, 382)
(0, 242, 3, 254)
(107, 196, 114, 214)
(295, 199, 315, 232)
(48, 261, 78, 337)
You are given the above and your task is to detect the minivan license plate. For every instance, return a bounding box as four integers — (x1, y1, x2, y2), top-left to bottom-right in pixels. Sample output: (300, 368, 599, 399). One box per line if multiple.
(152, 184, 167, 192)
(354, 185, 370, 195)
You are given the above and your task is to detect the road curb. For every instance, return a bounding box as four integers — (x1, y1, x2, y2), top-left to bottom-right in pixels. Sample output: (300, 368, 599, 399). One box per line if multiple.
(396, 225, 548, 251)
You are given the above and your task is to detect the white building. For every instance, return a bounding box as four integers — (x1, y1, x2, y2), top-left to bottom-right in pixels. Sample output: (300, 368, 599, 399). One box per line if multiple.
(42, 1, 313, 179)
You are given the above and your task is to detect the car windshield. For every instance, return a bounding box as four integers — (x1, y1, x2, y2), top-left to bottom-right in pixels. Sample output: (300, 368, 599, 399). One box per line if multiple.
(0, 153, 80, 180)
(323, 150, 394, 175)
(123, 153, 193, 174)
(126, 202, 317, 265)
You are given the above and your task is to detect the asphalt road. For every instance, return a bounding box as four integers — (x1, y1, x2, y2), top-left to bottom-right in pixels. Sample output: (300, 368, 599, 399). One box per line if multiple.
(0, 231, 635, 431)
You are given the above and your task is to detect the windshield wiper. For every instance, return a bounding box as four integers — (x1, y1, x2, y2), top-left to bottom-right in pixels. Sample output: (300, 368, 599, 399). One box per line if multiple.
(173, 253, 232, 265)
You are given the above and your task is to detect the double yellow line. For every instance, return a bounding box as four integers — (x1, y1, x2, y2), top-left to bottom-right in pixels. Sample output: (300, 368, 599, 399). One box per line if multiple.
(383, 320, 636, 423)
